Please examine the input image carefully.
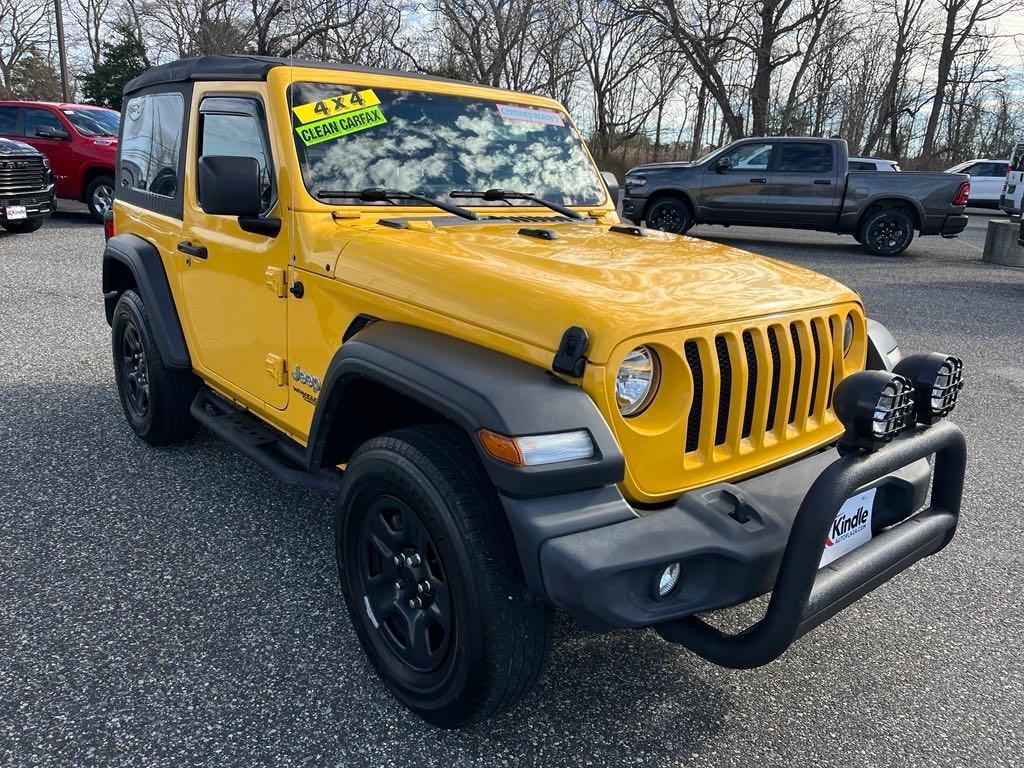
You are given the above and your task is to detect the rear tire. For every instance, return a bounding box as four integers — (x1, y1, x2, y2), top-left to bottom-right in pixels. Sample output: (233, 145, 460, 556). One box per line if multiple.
(645, 195, 693, 234)
(2, 217, 45, 233)
(859, 207, 915, 256)
(336, 424, 549, 728)
(111, 289, 199, 445)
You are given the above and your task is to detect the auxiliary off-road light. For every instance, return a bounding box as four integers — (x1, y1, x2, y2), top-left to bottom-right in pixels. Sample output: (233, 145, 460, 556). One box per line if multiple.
(833, 370, 915, 453)
(655, 562, 682, 598)
(894, 353, 964, 424)
(478, 429, 595, 467)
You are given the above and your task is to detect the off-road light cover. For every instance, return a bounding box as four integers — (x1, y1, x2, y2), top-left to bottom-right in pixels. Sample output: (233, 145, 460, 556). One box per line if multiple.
(893, 353, 964, 424)
(616, 346, 660, 416)
(656, 563, 681, 598)
(833, 370, 915, 452)
(477, 429, 595, 467)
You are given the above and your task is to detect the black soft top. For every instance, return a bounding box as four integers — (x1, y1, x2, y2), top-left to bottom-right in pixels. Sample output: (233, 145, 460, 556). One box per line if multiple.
(123, 54, 471, 95)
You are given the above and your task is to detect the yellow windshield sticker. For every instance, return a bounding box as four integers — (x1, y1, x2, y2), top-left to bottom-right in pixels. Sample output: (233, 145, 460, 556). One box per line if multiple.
(292, 89, 381, 124)
(295, 105, 387, 146)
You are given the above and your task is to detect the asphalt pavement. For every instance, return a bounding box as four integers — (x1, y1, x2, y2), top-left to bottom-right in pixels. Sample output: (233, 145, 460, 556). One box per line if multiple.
(1, 206, 1022, 767)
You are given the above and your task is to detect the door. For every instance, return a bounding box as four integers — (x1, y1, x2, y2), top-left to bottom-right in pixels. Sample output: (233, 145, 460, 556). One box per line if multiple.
(23, 107, 76, 198)
(961, 161, 1009, 204)
(699, 141, 777, 224)
(760, 141, 839, 228)
(179, 94, 289, 410)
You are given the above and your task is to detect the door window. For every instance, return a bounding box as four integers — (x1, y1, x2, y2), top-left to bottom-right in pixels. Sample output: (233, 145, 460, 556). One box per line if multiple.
(722, 142, 774, 170)
(966, 162, 1007, 178)
(0, 106, 17, 134)
(198, 97, 274, 214)
(24, 108, 67, 139)
(849, 161, 876, 171)
(778, 143, 833, 173)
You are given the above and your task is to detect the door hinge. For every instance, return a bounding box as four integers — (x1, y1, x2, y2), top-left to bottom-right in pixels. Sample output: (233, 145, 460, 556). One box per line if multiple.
(265, 353, 287, 386)
(264, 266, 287, 298)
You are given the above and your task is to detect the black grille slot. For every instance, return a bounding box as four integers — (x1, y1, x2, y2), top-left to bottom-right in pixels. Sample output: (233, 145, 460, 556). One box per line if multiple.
(684, 341, 703, 453)
(0, 156, 46, 196)
(741, 331, 758, 438)
(788, 323, 802, 424)
(827, 317, 837, 409)
(766, 327, 781, 431)
(808, 321, 821, 416)
(714, 336, 731, 445)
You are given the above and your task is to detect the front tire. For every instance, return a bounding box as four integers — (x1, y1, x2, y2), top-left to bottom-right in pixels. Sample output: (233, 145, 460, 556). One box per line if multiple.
(2, 217, 45, 233)
(859, 207, 915, 256)
(336, 425, 549, 728)
(111, 289, 199, 445)
(86, 174, 115, 223)
(645, 195, 693, 234)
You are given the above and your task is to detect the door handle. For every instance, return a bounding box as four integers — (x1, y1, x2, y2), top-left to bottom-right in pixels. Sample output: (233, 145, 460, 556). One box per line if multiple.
(177, 241, 208, 259)
(813, 179, 832, 185)
(750, 177, 767, 184)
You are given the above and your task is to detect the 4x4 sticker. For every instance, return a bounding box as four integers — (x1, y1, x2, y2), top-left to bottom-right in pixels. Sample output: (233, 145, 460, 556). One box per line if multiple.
(292, 89, 381, 124)
(296, 105, 387, 146)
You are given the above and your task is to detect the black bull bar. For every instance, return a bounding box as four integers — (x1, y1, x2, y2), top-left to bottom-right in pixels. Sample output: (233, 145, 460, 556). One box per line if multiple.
(656, 420, 966, 668)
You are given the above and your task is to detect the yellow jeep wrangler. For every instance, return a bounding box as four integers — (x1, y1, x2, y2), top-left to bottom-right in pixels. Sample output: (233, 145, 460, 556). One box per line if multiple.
(101, 54, 967, 728)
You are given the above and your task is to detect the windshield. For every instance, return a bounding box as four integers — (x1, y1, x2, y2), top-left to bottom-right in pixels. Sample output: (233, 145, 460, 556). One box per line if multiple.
(63, 108, 119, 137)
(288, 83, 605, 207)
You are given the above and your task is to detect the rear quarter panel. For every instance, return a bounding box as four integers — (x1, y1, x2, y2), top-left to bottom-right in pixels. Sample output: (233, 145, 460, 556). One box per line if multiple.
(837, 172, 968, 234)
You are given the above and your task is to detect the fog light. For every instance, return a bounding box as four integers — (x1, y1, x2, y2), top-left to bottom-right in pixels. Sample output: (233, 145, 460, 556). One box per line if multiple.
(656, 562, 682, 598)
(893, 353, 964, 424)
(833, 370, 915, 453)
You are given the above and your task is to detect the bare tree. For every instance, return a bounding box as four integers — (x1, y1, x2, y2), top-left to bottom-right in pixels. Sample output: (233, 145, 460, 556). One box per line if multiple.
(0, 0, 52, 96)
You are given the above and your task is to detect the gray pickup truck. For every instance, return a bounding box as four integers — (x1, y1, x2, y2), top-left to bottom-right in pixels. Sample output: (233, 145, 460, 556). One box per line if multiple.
(622, 137, 970, 256)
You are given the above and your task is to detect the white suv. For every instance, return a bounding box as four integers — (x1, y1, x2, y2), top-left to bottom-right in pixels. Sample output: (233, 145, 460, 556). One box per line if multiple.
(999, 141, 1024, 216)
(945, 158, 1009, 208)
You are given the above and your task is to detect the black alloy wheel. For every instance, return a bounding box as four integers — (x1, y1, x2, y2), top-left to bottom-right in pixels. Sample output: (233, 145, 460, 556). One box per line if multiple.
(357, 495, 453, 672)
(120, 320, 150, 420)
(860, 208, 915, 256)
(645, 196, 693, 234)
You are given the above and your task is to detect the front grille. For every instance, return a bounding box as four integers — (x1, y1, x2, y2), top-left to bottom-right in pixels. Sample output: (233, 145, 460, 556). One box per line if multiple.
(681, 313, 846, 459)
(0, 155, 47, 196)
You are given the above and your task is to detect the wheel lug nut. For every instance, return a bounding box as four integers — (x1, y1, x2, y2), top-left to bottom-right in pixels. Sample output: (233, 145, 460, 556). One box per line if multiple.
(417, 581, 431, 594)
(393, 554, 406, 567)
(408, 597, 422, 609)
(406, 553, 422, 566)
(394, 581, 402, 591)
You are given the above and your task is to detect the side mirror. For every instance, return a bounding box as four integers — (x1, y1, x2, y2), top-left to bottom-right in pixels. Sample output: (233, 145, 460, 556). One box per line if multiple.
(713, 157, 733, 173)
(197, 155, 261, 217)
(601, 170, 621, 209)
(36, 124, 69, 140)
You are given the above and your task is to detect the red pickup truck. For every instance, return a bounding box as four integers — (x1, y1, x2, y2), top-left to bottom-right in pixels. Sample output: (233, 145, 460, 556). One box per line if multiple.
(0, 101, 119, 222)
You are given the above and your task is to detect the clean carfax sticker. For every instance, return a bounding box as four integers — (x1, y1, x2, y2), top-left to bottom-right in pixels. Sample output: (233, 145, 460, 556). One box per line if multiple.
(292, 89, 381, 124)
(496, 103, 565, 127)
(819, 488, 875, 568)
(295, 105, 387, 146)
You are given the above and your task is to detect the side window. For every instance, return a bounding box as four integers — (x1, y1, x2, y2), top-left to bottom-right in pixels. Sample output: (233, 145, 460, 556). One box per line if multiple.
(849, 161, 875, 171)
(0, 106, 17, 134)
(959, 163, 981, 176)
(723, 142, 774, 170)
(778, 143, 833, 173)
(24, 108, 66, 139)
(972, 162, 1006, 177)
(198, 97, 274, 214)
(120, 93, 185, 198)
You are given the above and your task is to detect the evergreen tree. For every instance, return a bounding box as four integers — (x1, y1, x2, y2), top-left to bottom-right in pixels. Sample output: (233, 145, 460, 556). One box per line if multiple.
(81, 22, 148, 110)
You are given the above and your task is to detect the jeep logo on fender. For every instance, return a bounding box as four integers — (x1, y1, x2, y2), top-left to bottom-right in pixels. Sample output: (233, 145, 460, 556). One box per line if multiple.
(292, 365, 321, 392)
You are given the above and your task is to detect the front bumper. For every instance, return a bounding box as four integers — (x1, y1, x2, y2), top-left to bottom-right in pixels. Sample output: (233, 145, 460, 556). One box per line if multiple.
(502, 419, 965, 667)
(621, 194, 645, 224)
(0, 187, 55, 222)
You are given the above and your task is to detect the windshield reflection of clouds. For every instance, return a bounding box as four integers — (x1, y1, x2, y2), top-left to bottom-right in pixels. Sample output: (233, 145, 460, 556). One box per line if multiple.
(293, 86, 603, 206)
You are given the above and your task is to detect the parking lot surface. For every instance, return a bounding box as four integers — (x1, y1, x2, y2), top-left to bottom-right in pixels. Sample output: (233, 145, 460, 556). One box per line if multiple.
(1, 208, 1021, 767)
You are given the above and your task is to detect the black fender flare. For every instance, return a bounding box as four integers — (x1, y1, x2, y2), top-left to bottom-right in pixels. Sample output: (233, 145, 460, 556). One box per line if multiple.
(305, 322, 625, 498)
(866, 318, 900, 371)
(643, 186, 699, 222)
(102, 234, 191, 369)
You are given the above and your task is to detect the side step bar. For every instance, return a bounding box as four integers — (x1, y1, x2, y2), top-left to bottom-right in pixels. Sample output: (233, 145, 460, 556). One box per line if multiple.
(190, 388, 343, 492)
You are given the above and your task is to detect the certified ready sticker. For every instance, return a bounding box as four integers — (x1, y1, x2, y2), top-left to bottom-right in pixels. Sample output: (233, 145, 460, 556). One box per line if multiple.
(496, 103, 565, 127)
(819, 488, 876, 568)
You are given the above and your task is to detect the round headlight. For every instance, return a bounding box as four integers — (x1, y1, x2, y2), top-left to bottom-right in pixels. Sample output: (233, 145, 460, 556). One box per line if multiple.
(843, 313, 855, 356)
(616, 346, 659, 416)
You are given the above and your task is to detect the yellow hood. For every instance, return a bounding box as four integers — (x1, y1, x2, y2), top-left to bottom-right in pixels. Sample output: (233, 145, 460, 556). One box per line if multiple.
(329, 219, 860, 364)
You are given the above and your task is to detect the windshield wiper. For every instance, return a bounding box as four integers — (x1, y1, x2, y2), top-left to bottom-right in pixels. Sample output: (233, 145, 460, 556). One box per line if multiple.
(317, 187, 478, 220)
(450, 188, 585, 220)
